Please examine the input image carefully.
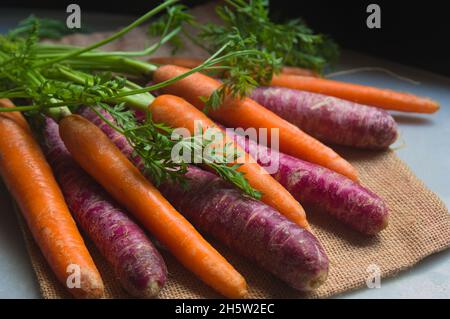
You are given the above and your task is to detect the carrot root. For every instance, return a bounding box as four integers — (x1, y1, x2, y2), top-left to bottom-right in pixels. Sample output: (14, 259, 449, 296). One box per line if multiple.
(149, 94, 310, 229)
(59, 114, 248, 299)
(0, 99, 103, 299)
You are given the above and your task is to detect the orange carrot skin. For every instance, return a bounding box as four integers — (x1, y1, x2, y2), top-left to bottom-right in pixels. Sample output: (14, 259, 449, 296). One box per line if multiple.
(271, 74, 440, 114)
(0, 100, 103, 299)
(59, 114, 248, 298)
(150, 95, 309, 229)
(153, 65, 358, 181)
(149, 56, 205, 69)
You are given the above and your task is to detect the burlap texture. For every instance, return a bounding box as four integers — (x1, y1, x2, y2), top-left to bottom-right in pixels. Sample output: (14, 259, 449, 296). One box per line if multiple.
(16, 148, 450, 299)
(14, 3, 450, 298)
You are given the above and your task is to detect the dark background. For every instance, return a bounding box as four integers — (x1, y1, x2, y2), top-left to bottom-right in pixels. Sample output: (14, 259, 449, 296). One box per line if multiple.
(2, 0, 449, 76)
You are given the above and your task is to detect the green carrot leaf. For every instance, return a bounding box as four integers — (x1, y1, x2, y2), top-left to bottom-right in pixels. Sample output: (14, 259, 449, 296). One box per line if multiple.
(148, 4, 193, 54)
(8, 15, 89, 40)
(196, 0, 339, 73)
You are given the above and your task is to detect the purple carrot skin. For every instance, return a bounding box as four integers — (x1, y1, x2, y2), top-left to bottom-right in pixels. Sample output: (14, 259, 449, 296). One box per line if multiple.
(228, 131, 389, 235)
(251, 87, 398, 150)
(79, 107, 329, 291)
(42, 117, 167, 298)
(159, 166, 329, 291)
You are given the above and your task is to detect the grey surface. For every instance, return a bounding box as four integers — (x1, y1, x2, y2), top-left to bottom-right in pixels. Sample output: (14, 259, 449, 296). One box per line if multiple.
(0, 8, 449, 299)
(331, 54, 450, 299)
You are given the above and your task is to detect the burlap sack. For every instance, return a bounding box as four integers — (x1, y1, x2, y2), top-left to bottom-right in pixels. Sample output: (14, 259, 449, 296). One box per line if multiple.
(14, 2, 450, 298)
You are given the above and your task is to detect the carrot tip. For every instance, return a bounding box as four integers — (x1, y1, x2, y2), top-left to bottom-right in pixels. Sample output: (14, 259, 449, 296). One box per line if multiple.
(236, 287, 249, 299)
(306, 269, 328, 291)
(70, 269, 104, 299)
(433, 101, 440, 112)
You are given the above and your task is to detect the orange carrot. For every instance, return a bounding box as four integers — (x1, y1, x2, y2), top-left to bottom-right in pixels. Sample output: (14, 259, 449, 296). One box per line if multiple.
(149, 56, 319, 77)
(153, 65, 358, 181)
(271, 74, 440, 114)
(150, 58, 437, 113)
(0, 99, 103, 299)
(150, 94, 310, 229)
(59, 114, 248, 298)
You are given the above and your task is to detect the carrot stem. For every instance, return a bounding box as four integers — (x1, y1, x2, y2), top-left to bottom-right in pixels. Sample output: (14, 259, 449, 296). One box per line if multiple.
(34, 0, 178, 67)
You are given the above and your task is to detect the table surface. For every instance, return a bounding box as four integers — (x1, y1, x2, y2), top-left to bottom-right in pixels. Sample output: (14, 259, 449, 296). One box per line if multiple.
(0, 8, 449, 299)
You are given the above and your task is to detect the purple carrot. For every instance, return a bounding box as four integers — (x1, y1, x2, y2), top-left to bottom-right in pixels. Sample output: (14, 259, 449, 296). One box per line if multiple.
(227, 130, 389, 235)
(159, 167, 329, 291)
(251, 86, 398, 149)
(41, 117, 167, 298)
(79, 106, 329, 292)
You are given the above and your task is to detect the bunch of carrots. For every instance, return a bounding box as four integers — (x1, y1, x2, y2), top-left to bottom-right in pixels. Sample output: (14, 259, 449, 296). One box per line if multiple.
(0, 0, 438, 298)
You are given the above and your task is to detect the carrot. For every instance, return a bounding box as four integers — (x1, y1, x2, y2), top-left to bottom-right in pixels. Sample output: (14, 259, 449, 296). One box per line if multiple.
(149, 56, 205, 69)
(153, 65, 358, 181)
(79, 107, 329, 291)
(149, 94, 310, 229)
(149, 56, 319, 77)
(228, 130, 390, 235)
(271, 74, 440, 114)
(159, 166, 329, 291)
(251, 87, 399, 149)
(0, 99, 103, 299)
(42, 117, 167, 298)
(58, 114, 248, 299)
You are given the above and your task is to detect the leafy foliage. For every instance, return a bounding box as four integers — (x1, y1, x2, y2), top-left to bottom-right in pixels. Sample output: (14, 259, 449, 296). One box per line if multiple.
(148, 3, 282, 112)
(201, 32, 282, 112)
(148, 4, 193, 54)
(93, 103, 188, 186)
(95, 104, 261, 198)
(151, 0, 338, 111)
(199, 0, 339, 73)
(8, 15, 88, 39)
(0, 2, 268, 199)
(0, 19, 40, 90)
